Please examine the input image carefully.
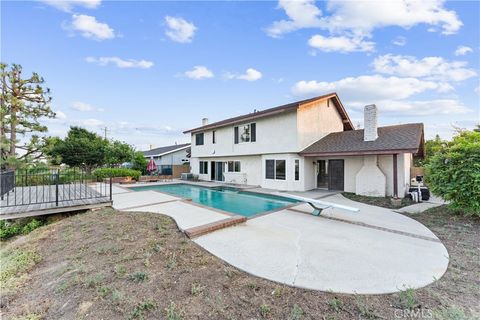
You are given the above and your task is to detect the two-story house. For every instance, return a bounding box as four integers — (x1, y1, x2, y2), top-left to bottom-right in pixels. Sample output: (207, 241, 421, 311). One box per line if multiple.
(184, 93, 424, 197)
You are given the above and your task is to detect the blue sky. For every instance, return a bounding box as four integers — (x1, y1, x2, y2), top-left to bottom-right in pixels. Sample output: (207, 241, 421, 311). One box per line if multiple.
(2, 0, 479, 150)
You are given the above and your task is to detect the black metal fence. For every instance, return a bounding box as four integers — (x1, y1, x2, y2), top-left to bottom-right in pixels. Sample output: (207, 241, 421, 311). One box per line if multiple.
(0, 169, 112, 208)
(1, 170, 15, 199)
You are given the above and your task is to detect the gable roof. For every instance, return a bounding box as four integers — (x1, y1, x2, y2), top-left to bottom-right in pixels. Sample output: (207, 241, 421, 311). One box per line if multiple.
(183, 93, 354, 134)
(142, 143, 190, 157)
(300, 123, 424, 156)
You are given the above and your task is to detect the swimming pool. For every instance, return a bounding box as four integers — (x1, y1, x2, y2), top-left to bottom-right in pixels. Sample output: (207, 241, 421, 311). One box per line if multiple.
(130, 184, 298, 217)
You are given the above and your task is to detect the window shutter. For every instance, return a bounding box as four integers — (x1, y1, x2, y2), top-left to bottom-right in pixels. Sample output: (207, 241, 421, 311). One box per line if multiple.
(234, 126, 239, 144)
(251, 123, 256, 142)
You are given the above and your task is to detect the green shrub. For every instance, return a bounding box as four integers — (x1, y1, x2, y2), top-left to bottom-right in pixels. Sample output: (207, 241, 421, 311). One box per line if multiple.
(0, 221, 21, 240)
(93, 168, 141, 181)
(426, 129, 480, 216)
(0, 219, 45, 240)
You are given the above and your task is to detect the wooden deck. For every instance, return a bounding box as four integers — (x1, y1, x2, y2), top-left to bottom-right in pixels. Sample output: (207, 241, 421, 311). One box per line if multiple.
(1, 183, 112, 220)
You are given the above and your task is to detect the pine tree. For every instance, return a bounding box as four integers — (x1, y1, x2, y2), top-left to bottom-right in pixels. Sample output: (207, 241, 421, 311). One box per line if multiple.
(0, 63, 55, 168)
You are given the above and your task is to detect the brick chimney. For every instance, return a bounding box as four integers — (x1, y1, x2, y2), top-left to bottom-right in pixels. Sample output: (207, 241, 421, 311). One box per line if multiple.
(364, 104, 378, 141)
(202, 118, 209, 126)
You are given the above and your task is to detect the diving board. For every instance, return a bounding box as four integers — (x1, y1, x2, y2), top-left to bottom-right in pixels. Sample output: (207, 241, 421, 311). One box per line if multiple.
(280, 194, 359, 216)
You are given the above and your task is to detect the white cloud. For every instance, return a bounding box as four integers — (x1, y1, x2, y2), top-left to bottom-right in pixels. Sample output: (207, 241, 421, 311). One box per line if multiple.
(85, 56, 154, 69)
(66, 14, 115, 41)
(55, 111, 67, 119)
(43, 109, 67, 123)
(164, 16, 197, 43)
(226, 68, 263, 81)
(71, 101, 104, 112)
(322, 0, 462, 35)
(292, 75, 451, 101)
(184, 66, 214, 79)
(74, 118, 104, 128)
(348, 99, 471, 116)
(373, 54, 477, 81)
(308, 34, 374, 53)
(392, 36, 406, 46)
(454, 45, 473, 56)
(266, 0, 323, 38)
(40, 0, 101, 12)
(267, 0, 462, 53)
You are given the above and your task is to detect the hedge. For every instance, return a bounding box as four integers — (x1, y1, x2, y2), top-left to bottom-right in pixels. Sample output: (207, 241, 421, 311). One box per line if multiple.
(92, 168, 141, 181)
(426, 130, 480, 216)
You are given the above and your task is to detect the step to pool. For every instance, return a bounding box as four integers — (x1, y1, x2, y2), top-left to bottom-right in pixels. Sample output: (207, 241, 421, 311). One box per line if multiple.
(184, 215, 247, 238)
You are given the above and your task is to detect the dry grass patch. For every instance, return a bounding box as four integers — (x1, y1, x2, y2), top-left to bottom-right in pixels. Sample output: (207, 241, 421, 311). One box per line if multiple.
(0, 206, 478, 319)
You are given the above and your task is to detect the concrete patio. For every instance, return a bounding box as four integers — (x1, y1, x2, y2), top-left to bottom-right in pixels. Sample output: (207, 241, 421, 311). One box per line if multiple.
(112, 182, 449, 294)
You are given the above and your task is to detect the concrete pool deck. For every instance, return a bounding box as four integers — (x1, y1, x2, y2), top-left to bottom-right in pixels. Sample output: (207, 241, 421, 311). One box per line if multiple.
(112, 182, 449, 294)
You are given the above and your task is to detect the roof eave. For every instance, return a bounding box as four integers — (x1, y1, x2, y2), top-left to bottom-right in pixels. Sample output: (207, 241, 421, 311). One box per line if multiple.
(300, 148, 420, 157)
(143, 145, 190, 157)
(183, 107, 297, 134)
(182, 92, 342, 134)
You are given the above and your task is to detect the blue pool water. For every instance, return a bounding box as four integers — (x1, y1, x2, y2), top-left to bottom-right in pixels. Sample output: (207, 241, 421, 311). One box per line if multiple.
(131, 184, 298, 217)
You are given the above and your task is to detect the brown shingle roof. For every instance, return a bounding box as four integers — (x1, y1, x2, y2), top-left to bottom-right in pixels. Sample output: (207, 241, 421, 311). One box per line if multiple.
(183, 93, 354, 133)
(300, 123, 424, 156)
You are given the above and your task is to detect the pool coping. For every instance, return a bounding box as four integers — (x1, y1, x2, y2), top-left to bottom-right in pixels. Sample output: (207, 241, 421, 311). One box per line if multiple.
(184, 215, 247, 238)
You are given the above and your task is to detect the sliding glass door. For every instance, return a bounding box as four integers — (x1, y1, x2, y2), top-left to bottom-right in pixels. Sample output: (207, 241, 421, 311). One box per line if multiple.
(210, 161, 225, 181)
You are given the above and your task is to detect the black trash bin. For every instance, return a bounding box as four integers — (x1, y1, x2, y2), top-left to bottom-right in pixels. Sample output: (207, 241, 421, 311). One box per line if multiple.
(408, 186, 430, 201)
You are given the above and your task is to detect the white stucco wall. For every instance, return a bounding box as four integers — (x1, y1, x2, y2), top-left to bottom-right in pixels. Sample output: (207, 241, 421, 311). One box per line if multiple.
(260, 154, 305, 191)
(297, 98, 344, 150)
(355, 155, 387, 197)
(377, 153, 411, 197)
(303, 155, 411, 197)
(190, 156, 262, 186)
(190, 111, 298, 158)
(305, 156, 363, 192)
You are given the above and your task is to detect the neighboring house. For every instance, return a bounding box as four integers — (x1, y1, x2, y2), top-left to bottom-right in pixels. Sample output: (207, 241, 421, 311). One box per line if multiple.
(184, 93, 424, 197)
(142, 143, 190, 175)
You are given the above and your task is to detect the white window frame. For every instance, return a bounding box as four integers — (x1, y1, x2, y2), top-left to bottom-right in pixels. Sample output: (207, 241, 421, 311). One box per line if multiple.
(234, 122, 256, 144)
(199, 161, 208, 174)
(238, 124, 251, 144)
(294, 159, 300, 181)
(265, 159, 286, 180)
(227, 160, 241, 173)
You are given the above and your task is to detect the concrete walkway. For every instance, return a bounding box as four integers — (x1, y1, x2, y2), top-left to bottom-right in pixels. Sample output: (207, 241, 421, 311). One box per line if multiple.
(111, 184, 449, 294)
(112, 189, 230, 231)
(194, 194, 449, 294)
(397, 196, 447, 214)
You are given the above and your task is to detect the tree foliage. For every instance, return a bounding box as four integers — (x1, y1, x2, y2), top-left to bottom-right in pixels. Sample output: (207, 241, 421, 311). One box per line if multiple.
(0, 63, 55, 168)
(47, 126, 108, 172)
(414, 134, 447, 167)
(131, 151, 148, 174)
(426, 129, 480, 215)
(46, 127, 145, 172)
(105, 140, 134, 167)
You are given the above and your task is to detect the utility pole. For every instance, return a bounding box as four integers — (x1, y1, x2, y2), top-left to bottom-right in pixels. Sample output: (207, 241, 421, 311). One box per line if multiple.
(103, 126, 108, 140)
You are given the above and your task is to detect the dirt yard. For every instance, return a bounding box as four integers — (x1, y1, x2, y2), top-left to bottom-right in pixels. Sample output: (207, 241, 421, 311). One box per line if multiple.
(342, 192, 414, 209)
(1, 206, 478, 320)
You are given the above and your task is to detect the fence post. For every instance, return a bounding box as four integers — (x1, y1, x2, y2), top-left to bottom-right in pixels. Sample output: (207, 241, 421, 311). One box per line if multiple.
(55, 169, 59, 206)
(109, 176, 113, 201)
